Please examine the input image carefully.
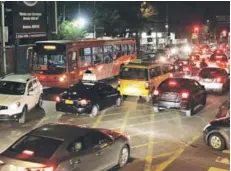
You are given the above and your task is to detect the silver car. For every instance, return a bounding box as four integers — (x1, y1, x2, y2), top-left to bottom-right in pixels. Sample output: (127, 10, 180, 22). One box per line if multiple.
(197, 67, 230, 94)
(0, 123, 130, 171)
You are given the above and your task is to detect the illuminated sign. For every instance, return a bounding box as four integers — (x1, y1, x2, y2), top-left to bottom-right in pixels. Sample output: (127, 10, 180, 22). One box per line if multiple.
(43, 45, 56, 50)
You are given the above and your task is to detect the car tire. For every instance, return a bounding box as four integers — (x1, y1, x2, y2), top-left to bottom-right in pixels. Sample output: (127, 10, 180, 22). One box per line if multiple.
(115, 97, 122, 107)
(153, 106, 159, 113)
(118, 145, 130, 168)
(89, 105, 99, 117)
(36, 94, 43, 108)
(208, 133, 226, 151)
(185, 101, 194, 117)
(19, 106, 27, 124)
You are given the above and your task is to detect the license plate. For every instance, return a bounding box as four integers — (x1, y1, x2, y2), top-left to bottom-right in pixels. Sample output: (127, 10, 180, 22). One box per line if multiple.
(204, 79, 212, 82)
(65, 100, 74, 104)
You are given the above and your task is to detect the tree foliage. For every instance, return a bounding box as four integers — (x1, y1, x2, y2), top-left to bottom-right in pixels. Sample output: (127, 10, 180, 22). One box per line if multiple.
(57, 21, 87, 40)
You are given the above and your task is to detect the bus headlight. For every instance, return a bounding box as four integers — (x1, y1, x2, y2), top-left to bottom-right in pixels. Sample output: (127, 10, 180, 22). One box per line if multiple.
(59, 75, 66, 82)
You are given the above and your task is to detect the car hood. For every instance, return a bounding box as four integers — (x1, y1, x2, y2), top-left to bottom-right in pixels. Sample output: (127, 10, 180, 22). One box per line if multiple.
(0, 95, 22, 106)
(210, 116, 230, 125)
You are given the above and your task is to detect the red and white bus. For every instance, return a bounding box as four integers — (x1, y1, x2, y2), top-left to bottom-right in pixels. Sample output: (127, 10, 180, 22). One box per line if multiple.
(29, 38, 136, 88)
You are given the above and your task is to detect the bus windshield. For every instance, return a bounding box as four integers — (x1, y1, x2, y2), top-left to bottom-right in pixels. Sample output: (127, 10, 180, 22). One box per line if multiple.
(32, 53, 67, 74)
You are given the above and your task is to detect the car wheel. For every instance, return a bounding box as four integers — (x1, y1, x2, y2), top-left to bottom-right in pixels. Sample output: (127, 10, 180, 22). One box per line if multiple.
(36, 94, 43, 108)
(19, 106, 27, 124)
(208, 133, 226, 151)
(153, 106, 159, 113)
(185, 101, 194, 117)
(89, 105, 99, 117)
(118, 145, 130, 168)
(115, 97, 122, 107)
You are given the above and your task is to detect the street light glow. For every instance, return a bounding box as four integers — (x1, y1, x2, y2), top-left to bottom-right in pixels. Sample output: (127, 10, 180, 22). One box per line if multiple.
(73, 18, 86, 28)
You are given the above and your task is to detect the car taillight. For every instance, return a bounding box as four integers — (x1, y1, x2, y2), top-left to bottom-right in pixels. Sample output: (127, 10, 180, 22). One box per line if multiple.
(56, 96, 61, 102)
(215, 77, 223, 83)
(153, 90, 159, 96)
(22, 150, 34, 156)
(183, 67, 189, 72)
(27, 166, 55, 171)
(79, 99, 89, 105)
(145, 82, 149, 89)
(168, 80, 177, 86)
(181, 92, 189, 99)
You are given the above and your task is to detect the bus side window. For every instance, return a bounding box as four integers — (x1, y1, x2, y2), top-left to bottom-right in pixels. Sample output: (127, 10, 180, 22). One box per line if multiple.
(162, 65, 169, 74)
(103, 46, 113, 63)
(127, 44, 132, 55)
(121, 44, 128, 56)
(69, 52, 77, 70)
(150, 68, 157, 78)
(79, 48, 92, 68)
(154, 66, 162, 76)
(113, 45, 122, 58)
(93, 47, 103, 64)
(130, 44, 135, 54)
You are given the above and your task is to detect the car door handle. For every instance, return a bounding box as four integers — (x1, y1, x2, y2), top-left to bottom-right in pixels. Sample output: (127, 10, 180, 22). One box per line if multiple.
(96, 151, 103, 156)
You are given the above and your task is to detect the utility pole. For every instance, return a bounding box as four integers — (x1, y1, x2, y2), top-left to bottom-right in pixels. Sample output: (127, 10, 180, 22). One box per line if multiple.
(78, 2, 80, 17)
(1, 1, 6, 75)
(165, 3, 169, 45)
(63, 3, 65, 21)
(93, 1, 96, 38)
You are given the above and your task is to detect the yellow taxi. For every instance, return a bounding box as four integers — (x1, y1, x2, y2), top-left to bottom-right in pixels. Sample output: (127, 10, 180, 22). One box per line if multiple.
(118, 59, 171, 102)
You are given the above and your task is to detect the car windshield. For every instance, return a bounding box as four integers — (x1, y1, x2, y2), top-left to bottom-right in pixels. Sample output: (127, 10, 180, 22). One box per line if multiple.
(32, 53, 67, 74)
(120, 67, 148, 80)
(0, 81, 26, 95)
(210, 54, 228, 61)
(9, 135, 63, 159)
(69, 83, 95, 96)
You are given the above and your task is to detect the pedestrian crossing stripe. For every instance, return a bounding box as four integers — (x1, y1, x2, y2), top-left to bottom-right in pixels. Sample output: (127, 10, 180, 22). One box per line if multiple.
(208, 167, 229, 171)
(215, 156, 230, 165)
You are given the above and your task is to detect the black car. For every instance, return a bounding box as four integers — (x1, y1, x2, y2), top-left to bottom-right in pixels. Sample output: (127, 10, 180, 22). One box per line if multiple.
(152, 78, 207, 116)
(203, 116, 230, 150)
(56, 81, 122, 117)
(0, 123, 131, 171)
(216, 100, 230, 119)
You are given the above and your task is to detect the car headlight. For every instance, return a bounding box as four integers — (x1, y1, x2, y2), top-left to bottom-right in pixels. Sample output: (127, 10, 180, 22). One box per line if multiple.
(10, 102, 21, 110)
(203, 123, 211, 131)
(183, 46, 192, 53)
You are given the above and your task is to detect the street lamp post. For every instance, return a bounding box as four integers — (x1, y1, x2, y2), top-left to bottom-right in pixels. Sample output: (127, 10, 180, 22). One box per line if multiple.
(1, 1, 6, 75)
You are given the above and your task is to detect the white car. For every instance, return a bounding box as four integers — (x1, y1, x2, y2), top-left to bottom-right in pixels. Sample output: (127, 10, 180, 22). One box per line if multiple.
(0, 74, 43, 123)
(197, 67, 230, 94)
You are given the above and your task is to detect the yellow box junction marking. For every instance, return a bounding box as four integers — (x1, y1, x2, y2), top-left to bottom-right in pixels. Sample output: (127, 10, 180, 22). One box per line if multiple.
(215, 156, 230, 165)
(208, 167, 229, 171)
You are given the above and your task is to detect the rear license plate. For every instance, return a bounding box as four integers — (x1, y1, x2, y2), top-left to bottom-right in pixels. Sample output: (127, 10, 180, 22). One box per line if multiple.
(204, 79, 212, 82)
(65, 100, 74, 104)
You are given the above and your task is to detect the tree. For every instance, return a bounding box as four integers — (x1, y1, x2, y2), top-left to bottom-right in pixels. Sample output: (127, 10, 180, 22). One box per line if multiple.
(57, 21, 87, 40)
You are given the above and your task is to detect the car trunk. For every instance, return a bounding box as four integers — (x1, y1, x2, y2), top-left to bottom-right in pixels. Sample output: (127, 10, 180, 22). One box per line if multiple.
(159, 92, 180, 102)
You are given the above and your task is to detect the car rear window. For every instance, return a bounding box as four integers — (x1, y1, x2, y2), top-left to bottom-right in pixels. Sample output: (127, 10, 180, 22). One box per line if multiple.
(9, 135, 63, 159)
(159, 79, 189, 91)
(120, 67, 148, 80)
(210, 54, 228, 61)
(199, 68, 221, 78)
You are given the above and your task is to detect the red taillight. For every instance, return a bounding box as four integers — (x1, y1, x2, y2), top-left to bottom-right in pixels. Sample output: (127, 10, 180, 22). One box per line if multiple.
(22, 150, 34, 156)
(79, 99, 88, 105)
(153, 90, 159, 96)
(184, 67, 189, 72)
(56, 96, 61, 102)
(168, 81, 177, 86)
(181, 92, 189, 99)
(216, 60, 221, 63)
(215, 77, 223, 83)
(27, 166, 55, 171)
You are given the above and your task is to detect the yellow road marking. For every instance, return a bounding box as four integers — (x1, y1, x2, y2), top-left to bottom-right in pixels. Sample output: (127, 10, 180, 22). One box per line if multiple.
(208, 167, 229, 171)
(215, 156, 230, 165)
(144, 112, 155, 171)
(131, 141, 158, 149)
(222, 150, 230, 154)
(154, 135, 200, 171)
(152, 150, 179, 159)
(92, 109, 108, 128)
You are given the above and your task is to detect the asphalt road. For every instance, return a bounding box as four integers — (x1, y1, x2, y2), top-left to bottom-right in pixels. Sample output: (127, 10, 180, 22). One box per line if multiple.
(0, 78, 229, 171)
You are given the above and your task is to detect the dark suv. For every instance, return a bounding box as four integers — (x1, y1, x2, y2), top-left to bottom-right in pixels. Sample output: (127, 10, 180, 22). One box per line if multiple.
(203, 116, 230, 150)
(152, 78, 207, 116)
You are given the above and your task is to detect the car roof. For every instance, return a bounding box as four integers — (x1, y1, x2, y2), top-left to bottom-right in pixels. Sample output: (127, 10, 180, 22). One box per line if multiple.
(125, 62, 161, 69)
(29, 123, 92, 141)
(0, 74, 35, 83)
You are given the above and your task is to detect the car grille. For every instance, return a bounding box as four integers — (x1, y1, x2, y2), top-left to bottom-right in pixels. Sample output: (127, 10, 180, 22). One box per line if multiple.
(0, 106, 8, 110)
(0, 114, 9, 119)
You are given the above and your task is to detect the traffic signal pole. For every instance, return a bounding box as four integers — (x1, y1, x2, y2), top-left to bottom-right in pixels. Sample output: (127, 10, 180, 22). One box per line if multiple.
(1, 1, 6, 75)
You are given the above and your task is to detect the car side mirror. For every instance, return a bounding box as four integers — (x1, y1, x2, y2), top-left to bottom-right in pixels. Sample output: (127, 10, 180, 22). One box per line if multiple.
(201, 85, 205, 90)
(28, 90, 35, 96)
